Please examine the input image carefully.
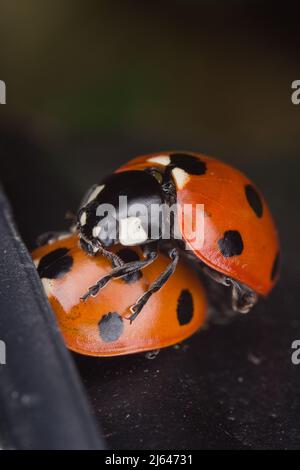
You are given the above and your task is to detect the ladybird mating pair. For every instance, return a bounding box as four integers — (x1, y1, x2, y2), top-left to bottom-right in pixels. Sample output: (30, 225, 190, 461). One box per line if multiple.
(32, 151, 280, 356)
(32, 234, 207, 356)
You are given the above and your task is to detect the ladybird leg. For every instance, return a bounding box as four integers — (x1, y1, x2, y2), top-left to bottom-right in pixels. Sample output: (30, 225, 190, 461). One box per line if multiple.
(202, 265, 231, 286)
(203, 265, 258, 314)
(98, 245, 125, 268)
(230, 280, 258, 314)
(81, 249, 158, 301)
(79, 234, 125, 266)
(128, 247, 179, 323)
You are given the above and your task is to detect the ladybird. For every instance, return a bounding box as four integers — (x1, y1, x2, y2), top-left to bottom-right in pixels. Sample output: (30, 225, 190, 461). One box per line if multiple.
(32, 234, 207, 356)
(76, 151, 280, 320)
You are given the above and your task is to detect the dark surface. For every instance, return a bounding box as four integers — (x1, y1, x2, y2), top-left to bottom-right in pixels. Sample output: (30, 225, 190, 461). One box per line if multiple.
(0, 184, 104, 450)
(0, 125, 299, 450)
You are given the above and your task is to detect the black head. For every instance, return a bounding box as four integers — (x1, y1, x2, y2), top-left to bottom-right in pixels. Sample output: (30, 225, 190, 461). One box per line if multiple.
(77, 170, 166, 252)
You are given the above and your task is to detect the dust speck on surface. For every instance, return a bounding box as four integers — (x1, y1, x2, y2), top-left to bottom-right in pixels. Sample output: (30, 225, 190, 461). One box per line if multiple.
(247, 352, 263, 365)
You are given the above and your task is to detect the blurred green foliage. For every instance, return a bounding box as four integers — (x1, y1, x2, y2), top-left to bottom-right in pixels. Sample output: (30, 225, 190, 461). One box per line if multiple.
(0, 0, 299, 153)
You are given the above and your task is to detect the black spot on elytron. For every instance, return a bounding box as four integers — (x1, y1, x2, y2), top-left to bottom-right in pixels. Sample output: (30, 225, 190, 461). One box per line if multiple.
(169, 153, 207, 175)
(245, 184, 263, 218)
(99, 312, 124, 342)
(116, 248, 143, 283)
(37, 248, 73, 279)
(177, 289, 194, 325)
(218, 230, 244, 257)
(271, 252, 280, 281)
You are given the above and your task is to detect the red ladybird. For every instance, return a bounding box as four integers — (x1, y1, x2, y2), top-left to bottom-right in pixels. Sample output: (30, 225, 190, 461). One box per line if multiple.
(75, 151, 280, 320)
(32, 235, 207, 356)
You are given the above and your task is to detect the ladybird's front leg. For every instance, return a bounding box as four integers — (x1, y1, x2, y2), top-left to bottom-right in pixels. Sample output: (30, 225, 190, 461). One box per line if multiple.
(128, 246, 179, 323)
(81, 247, 158, 301)
(79, 233, 124, 270)
(79, 236, 97, 256)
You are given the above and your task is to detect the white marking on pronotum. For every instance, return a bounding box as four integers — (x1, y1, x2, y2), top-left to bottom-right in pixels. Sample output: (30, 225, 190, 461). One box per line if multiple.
(119, 217, 148, 246)
(147, 155, 171, 166)
(33, 259, 40, 268)
(86, 185, 105, 204)
(41, 278, 54, 297)
(80, 211, 87, 226)
(171, 167, 190, 189)
(92, 225, 101, 238)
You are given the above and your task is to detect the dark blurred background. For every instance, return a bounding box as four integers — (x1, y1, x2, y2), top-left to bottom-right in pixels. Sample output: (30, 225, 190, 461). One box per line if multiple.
(0, 0, 300, 449)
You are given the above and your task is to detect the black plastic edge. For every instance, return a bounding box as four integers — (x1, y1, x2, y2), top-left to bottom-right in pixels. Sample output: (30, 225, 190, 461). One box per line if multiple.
(0, 186, 105, 450)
